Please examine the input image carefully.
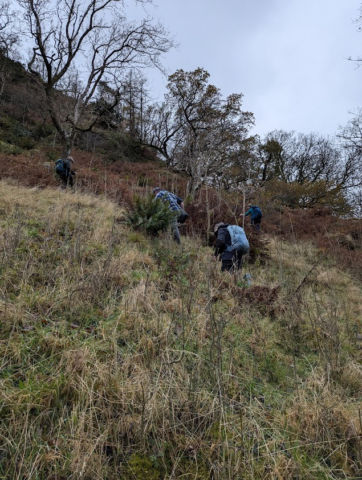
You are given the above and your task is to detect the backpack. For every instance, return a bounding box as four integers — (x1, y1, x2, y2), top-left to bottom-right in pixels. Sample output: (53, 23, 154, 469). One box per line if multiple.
(226, 225, 250, 252)
(55, 159, 65, 175)
(178, 209, 189, 224)
(252, 206, 262, 221)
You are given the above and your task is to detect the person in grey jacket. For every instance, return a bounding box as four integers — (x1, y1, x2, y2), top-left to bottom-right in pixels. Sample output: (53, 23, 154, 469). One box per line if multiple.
(153, 187, 188, 244)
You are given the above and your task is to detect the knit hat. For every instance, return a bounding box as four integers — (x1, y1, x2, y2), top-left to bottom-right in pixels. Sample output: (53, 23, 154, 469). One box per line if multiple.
(214, 222, 226, 233)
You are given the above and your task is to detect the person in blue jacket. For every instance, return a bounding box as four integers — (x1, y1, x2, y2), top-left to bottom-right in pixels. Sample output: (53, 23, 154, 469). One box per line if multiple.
(240, 204, 262, 232)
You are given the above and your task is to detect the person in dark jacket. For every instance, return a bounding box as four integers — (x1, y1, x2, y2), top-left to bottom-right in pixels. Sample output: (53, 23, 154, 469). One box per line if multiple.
(240, 204, 262, 232)
(56, 156, 75, 188)
(214, 222, 249, 272)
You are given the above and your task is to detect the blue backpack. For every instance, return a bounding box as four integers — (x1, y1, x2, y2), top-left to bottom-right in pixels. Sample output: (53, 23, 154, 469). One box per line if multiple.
(226, 225, 250, 252)
(55, 159, 65, 175)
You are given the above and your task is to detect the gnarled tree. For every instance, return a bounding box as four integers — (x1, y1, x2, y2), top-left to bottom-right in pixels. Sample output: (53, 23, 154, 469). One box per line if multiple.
(17, 0, 174, 157)
(0, 1, 20, 97)
(0, 1, 19, 56)
(143, 68, 255, 196)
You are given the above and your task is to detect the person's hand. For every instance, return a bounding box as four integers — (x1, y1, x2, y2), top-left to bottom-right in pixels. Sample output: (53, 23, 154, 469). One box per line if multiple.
(239, 213, 244, 217)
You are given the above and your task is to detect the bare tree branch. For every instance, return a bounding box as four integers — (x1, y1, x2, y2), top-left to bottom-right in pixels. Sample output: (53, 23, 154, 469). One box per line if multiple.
(17, 0, 174, 156)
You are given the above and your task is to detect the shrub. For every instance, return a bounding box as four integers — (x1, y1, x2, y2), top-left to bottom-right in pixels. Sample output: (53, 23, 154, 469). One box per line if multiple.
(262, 179, 352, 215)
(15, 137, 36, 150)
(0, 140, 22, 155)
(32, 122, 54, 140)
(125, 194, 176, 235)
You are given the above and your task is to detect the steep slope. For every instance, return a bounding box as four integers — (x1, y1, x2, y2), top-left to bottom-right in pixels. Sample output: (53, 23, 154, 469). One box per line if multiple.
(0, 181, 361, 479)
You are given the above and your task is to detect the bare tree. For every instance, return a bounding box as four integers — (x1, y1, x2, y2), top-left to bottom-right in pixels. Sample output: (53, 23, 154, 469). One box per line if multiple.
(0, 1, 21, 98)
(257, 130, 362, 189)
(348, 4, 362, 64)
(255, 130, 362, 212)
(0, 1, 19, 56)
(338, 107, 362, 153)
(118, 70, 150, 141)
(17, 0, 174, 157)
(142, 101, 184, 165)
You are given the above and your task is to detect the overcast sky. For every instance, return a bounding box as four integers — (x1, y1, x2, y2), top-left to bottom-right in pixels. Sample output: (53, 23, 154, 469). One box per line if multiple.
(131, 0, 362, 139)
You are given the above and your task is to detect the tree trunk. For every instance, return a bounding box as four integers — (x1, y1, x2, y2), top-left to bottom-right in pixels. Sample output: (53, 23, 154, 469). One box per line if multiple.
(186, 176, 202, 199)
(62, 143, 73, 159)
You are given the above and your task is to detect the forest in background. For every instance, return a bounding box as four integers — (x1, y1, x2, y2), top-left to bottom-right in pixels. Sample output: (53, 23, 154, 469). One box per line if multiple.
(0, 0, 362, 215)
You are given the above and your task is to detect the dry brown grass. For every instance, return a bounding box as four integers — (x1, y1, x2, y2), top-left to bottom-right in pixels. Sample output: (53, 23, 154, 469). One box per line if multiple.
(0, 181, 361, 479)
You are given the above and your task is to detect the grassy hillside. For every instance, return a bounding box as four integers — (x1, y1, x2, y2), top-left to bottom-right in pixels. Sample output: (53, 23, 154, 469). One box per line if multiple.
(0, 181, 362, 479)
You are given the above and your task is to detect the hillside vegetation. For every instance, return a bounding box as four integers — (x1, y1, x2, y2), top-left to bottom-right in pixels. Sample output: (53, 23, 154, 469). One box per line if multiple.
(0, 181, 362, 479)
